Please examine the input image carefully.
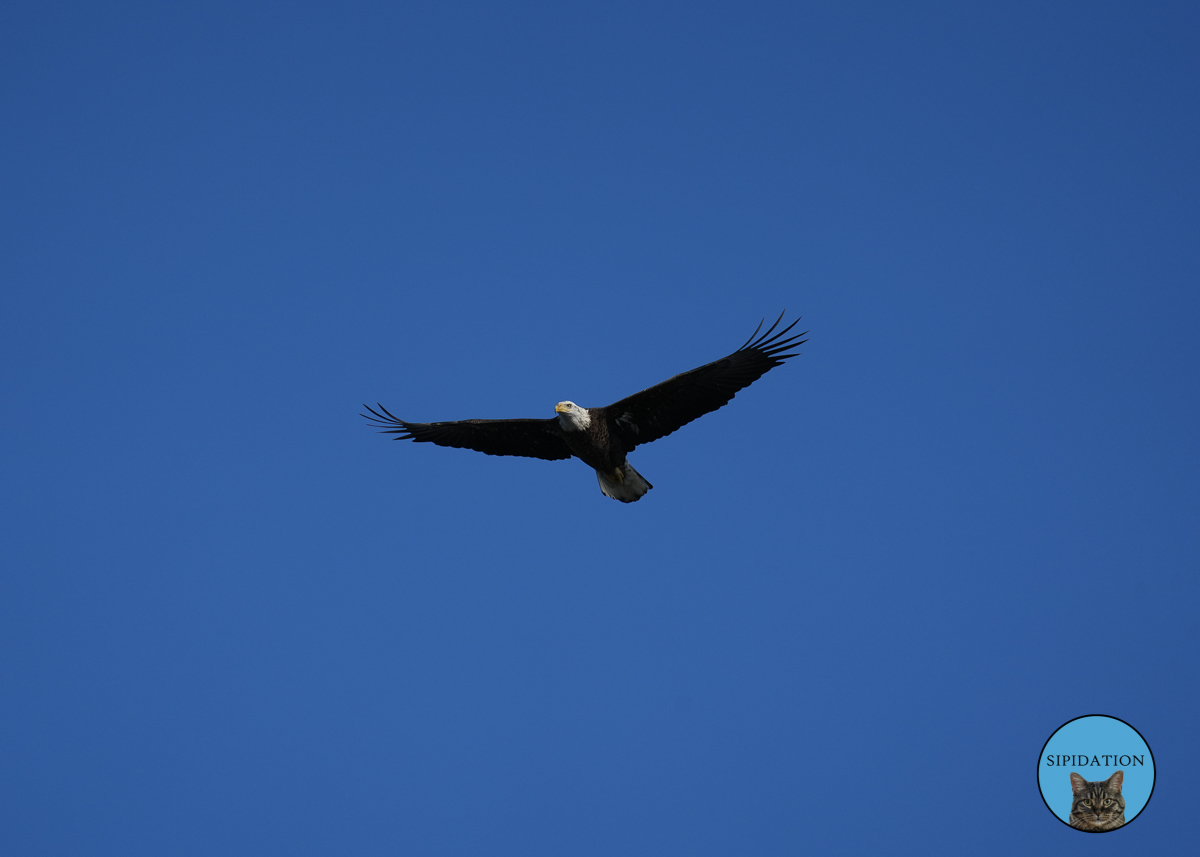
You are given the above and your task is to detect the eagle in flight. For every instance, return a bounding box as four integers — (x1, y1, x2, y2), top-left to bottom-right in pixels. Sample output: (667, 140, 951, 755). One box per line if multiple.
(363, 312, 806, 503)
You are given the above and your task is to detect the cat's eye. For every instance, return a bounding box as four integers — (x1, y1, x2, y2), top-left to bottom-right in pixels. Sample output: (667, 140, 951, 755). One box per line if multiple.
(1081, 800, 1091, 806)
(1104, 799, 1112, 806)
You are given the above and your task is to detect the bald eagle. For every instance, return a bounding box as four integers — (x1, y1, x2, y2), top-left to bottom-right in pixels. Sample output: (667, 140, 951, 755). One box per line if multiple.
(363, 312, 806, 503)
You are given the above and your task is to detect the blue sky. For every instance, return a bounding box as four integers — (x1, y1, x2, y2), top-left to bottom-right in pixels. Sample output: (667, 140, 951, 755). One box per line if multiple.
(2, 2, 1197, 854)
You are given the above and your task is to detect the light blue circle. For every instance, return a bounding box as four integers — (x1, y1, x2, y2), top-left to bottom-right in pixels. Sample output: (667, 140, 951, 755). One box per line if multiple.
(1038, 715, 1155, 825)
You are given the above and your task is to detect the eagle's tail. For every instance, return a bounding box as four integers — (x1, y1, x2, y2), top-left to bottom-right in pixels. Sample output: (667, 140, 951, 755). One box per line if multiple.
(596, 461, 653, 503)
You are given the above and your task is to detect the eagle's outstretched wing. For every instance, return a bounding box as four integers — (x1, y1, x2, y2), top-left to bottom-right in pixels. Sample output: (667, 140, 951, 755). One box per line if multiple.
(362, 404, 573, 461)
(601, 312, 806, 451)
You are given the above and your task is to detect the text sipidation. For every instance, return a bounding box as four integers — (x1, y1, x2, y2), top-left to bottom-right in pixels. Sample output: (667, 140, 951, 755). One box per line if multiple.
(1044, 755, 1144, 766)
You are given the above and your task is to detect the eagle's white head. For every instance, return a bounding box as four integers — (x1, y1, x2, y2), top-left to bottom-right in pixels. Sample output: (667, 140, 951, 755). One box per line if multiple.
(554, 401, 592, 432)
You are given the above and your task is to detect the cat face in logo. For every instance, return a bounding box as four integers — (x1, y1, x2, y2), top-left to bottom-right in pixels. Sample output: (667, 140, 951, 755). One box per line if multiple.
(1068, 770, 1125, 831)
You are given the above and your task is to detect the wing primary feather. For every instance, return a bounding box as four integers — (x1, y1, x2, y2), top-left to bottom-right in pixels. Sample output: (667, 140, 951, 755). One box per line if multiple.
(375, 403, 404, 422)
(736, 317, 767, 351)
(361, 403, 417, 439)
(755, 310, 786, 345)
(764, 316, 803, 344)
(766, 335, 807, 354)
(745, 312, 800, 351)
(754, 329, 807, 356)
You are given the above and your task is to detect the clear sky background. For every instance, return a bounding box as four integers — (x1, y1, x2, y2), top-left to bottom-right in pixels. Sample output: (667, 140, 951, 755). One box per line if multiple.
(2, 2, 1197, 854)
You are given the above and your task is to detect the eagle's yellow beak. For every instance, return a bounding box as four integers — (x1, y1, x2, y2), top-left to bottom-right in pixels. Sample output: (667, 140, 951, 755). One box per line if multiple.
(555, 403, 570, 414)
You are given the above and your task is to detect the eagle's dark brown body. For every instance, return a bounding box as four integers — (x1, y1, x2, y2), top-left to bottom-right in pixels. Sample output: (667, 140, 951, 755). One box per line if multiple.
(551, 402, 651, 501)
(561, 411, 621, 472)
(363, 313, 806, 502)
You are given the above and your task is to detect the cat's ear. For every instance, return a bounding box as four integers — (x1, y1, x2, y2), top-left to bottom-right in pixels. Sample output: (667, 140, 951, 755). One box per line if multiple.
(1106, 770, 1123, 793)
(1070, 772, 1087, 794)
